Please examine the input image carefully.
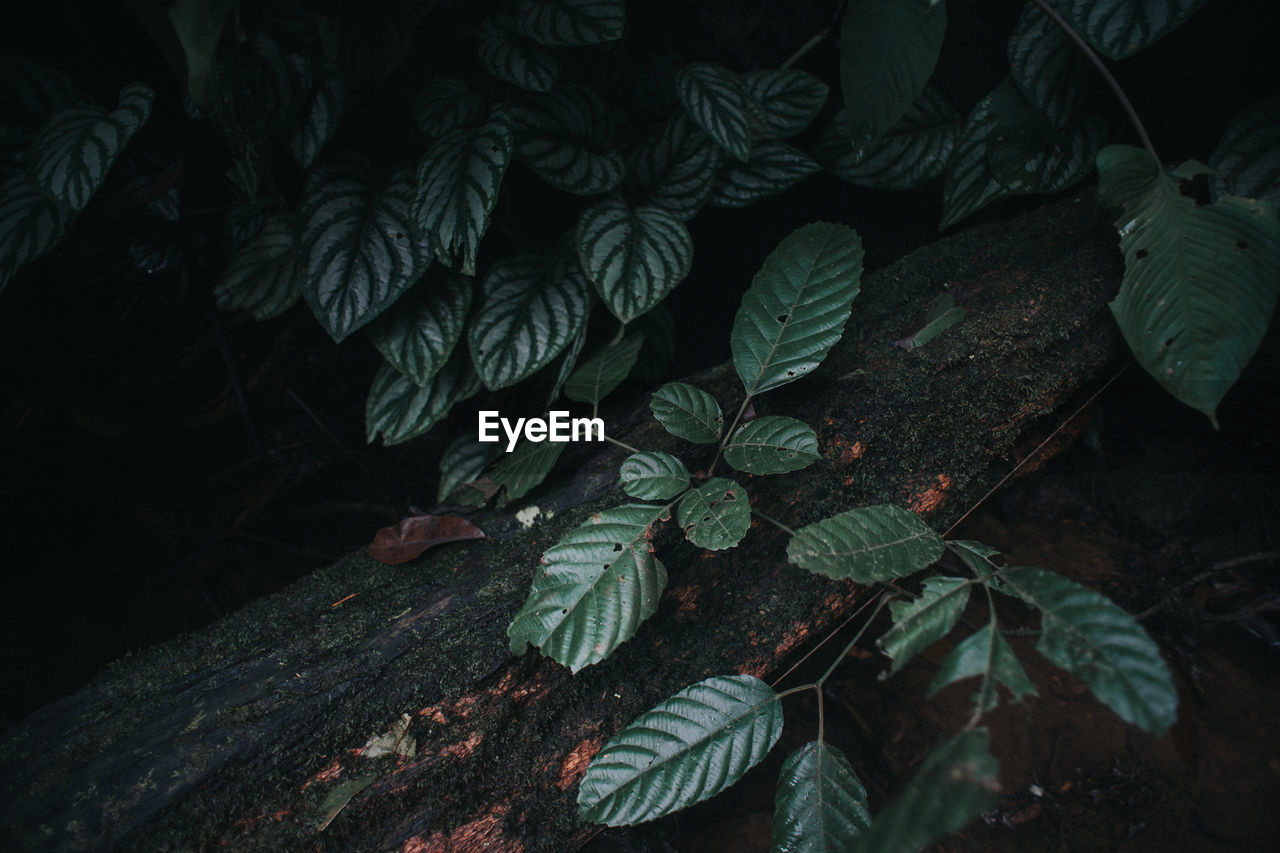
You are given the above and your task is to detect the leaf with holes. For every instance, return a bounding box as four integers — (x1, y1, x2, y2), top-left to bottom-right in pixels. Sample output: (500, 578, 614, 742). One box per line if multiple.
(650, 382, 722, 444)
(743, 69, 827, 139)
(478, 12, 559, 92)
(508, 503, 669, 671)
(438, 435, 494, 503)
(1097, 144, 1280, 426)
(300, 160, 431, 342)
(414, 77, 489, 136)
(675, 62, 763, 162)
(30, 81, 153, 211)
(369, 514, 486, 565)
(1000, 565, 1177, 733)
(731, 222, 864, 395)
(878, 576, 971, 677)
(215, 212, 301, 320)
(468, 245, 591, 389)
(839, 0, 945, 146)
(578, 199, 692, 323)
(723, 416, 819, 475)
(490, 437, 567, 500)
(284, 59, 343, 170)
(365, 351, 480, 446)
(618, 451, 690, 501)
(708, 141, 819, 209)
(368, 268, 472, 386)
(677, 477, 750, 551)
(928, 616, 1036, 713)
(515, 0, 624, 45)
(816, 91, 960, 191)
(565, 334, 644, 404)
(940, 87, 1011, 230)
(625, 114, 723, 221)
(1007, 1, 1092, 128)
(1056, 0, 1209, 61)
(511, 83, 625, 195)
(772, 741, 871, 853)
(578, 674, 782, 824)
(0, 174, 75, 289)
(1209, 98, 1280, 208)
(985, 81, 1104, 195)
(787, 504, 943, 582)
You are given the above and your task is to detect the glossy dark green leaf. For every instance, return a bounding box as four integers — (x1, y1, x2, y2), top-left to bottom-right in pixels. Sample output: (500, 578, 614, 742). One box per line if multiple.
(708, 141, 819, 209)
(1056, 0, 1209, 60)
(742, 69, 828, 139)
(578, 674, 782, 824)
(1007, 1, 1092, 128)
(946, 539, 1002, 585)
(414, 77, 489, 136)
(985, 82, 1104, 195)
(515, 0, 625, 45)
(490, 436, 568, 500)
(928, 617, 1036, 713)
(365, 351, 480, 446)
(940, 87, 1010, 230)
(284, 59, 343, 170)
(677, 477, 750, 550)
(578, 199, 693, 323)
(675, 62, 763, 162)
(214, 212, 301, 320)
(788, 504, 943, 582)
(367, 268, 472, 386)
(878, 576, 971, 677)
(772, 741, 871, 853)
(650, 381, 723, 443)
(437, 435, 494, 504)
(0, 174, 75, 289)
(625, 114, 723, 221)
(478, 12, 560, 93)
(511, 83, 625, 195)
(564, 334, 644, 404)
(815, 91, 959, 190)
(1209, 98, 1280, 208)
(618, 451, 691, 500)
(723, 416, 820, 475)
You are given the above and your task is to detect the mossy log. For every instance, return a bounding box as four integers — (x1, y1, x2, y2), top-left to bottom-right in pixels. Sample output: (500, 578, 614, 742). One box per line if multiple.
(1, 195, 1124, 852)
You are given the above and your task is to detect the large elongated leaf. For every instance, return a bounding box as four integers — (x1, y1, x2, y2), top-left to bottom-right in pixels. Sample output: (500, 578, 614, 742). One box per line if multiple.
(1056, 0, 1209, 60)
(1000, 565, 1177, 734)
(677, 477, 750, 550)
(878, 576, 971, 677)
(650, 381, 722, 443)
(1097, 145, 1280, 425)
(564, 334, 644, 403)
(625, 114, 723, 221)
(515, 0, 625, 45)
(468, 246, 591, 389)
(508, 503, 670, 671)
(365, 351, 480, 446)
(618, 451, 691, 500)
(731, 222, 864, 395)
(300, 161, 431, 342)
(772, 741, 871, 853)
(839, 0, 946, 146)
(490, 437, 567, 500)
(415, 106, 513, 276)
(1209, 98, 1280, 208)
(675, 62, 763, 162)
(723, 416, 819, 475)
(367, 268, 472, 385)
(578, 674, 783, 824)
(1007, 1, 1092, 128)
(708, 141, 819, 209)
(787, 504, 943, 582)
(928, 616, 1036, 713)
(742, 69, 828, 140)
(852, 729, 998, 853)
(578, 200, 693, 322)
(815, 91, 960, 190)
(511, 83, 625, 195)
(0, 174, 75, 289)
(30, 82, 153, 211)
(478, 12, 559, 92)
(214, 212, 301, 320)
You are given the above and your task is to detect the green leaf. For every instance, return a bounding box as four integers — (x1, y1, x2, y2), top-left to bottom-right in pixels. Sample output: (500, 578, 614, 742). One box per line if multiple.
(299, 160, 431, 342)
(468, 246, 591, 389)
(945, 539, 1001, 585)
(1097, 144, 1280, 425)
(578, 674, 783, 824)
(0, 51, 83, 147)
(549, 322, 589, 405)
(675, 62, 764, 162)
(365, 351, 480, 446)
(0, 174, 75, 289)
(1007, 2, 1092, 128)
(415, 106, 513, 276)
(630, 302, 679, 383)
(625, 114, 723, 221)
(742, 69, 828, 140)
(928, 617, 1036, 713)
(677, 477, 750, 551)
(772, 741, 871, 853)
(508, 503, 669, 671)
(284, 59, 344, 170)
(618, 451, 691, 500)
(30, 82, 153, 211)
(565, 334, 645, 404)
(577, 199, 693, 323)
(650, 381, 722, 443)
(895, 293, 964, 351)
(166, 0, 235, 108)
(490, 436, 568, 500)
(852, 729, 998, 853)
(511, 83, 625, 195)
(731, 222, 864, 395)
(1209, 98, 1280, 208)
(1056, 0, 1209, 61)
(940, 86, 1011, 230)
(878, 577, 971, 677)
(723, 416, 820, 475)
(368, 268, 472, 386)
(438, 435, 494, 504)
(214, 212, 302, 320)
(515, 0, 625, 45)
(708, 141, 820, 209)
(414, 77, 489, 136)
(1000, 565, 1177, 734)
(787, 504, 944, 582)
(478, 12, 560, 93)
(985, 82, 1104, 195)
(839, 0, 946, 146)
(815, 91, 960, 190)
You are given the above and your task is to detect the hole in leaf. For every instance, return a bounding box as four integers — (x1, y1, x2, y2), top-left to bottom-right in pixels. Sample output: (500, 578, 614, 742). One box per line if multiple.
(612, 543, 622, 552)
(1135, 249, 1149, 260)
(723, 491, 736, 500)
(1236, 240, 1250, 250)
(776, 314, 788, 323)
(561, 609, 568, 614)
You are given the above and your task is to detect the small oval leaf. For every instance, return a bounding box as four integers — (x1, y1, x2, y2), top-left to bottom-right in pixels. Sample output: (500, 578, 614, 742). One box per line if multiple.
(367, 268, 473, 386)
(437, 435, 494, 504)
(515, 0, 625, 46)
(677, 477, 750, 551)
(1056, 0, 1209, 61)
(650, 381, 723, 444)
(618, 451, 691, 500)
(490, 436, 568, 500)
(723, 416, 820, 475)
(511, 83, 625, 195)
(215, 212, 301, 320)
(815, 92, 959, 191)
(707, 140, 819, 209)
(369, 514, 486, 565)
(878, 576, 972, 677)
(675, 62, 763, 162)
(625, 114, 723, 221)
(772, 741, 870, 853)
(787, 504, 943, 582)
(564, 333, 644, 404)
(743, 68, 828, 140)
(365, 351, 480, 446)
(0, 174, 76, 288)
(578, 199, 693, 323)
(478, 12, 560, 93)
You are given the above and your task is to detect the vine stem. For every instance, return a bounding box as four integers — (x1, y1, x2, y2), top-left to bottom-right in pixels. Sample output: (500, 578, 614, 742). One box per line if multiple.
(781, 27, 829, 70)
(602, 434, 640, 455)
(708, 394, 752, 477)
(1029, 0, 1160, 164)
(752, 509, 796, 536)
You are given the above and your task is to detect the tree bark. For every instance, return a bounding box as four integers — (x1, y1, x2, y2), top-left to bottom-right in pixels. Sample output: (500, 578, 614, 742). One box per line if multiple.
(1, 194, 1124, 852)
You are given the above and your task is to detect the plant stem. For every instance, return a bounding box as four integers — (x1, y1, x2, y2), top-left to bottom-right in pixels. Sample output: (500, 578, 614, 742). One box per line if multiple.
(817, 594, 888, 687)
(781, 28, 829, 70)
(708, 394, 752, 477)
(1029, 0, 1159, 164)
(770, 591, 884, 688)
(752, 509, 796, 536)
(603, 434, 641, 455)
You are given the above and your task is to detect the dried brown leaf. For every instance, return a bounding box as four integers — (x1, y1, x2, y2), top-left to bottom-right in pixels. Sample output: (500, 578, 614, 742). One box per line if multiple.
(369, 514, 486, 565)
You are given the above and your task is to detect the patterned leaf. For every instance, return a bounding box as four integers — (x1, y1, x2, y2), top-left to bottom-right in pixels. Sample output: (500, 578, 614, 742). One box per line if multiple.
(578, 674, 782, 824)
(283, 59, 344, 170)
(618, 451, 691, 500)
(985, 81, 1104, 195)
(30, 82, 153, 211)
(1007, 1, 1092, 128)
(515, 0, 625, 45)
(365, 350, 480, 446)
(299, 160, 431, 342)
(1056, 0, 1210, 60)
(625, 114, 723, 221)
(511, 83, 625, 195)
(940, 87, 1011, 230)
(772, 741, 870, 853)
(490, 437, 567, 500)
(816, 92, 960, 190)
(214, 212, 301, 320)
(650, 381, 722, 444)
(731, 222, 864, 395)
(878, 576, 972, 677)
(675, 62, 763, 162)
(367, 268, 472, 385)
(414, 77, 489, 136)
(1209, 98, 1280, 208)
(708, 141, 819, 208)
(630, 302, 678, 383)
(478, 12, 560, 93)
(743, 69, 828, 140)
(677, 477, 750, 550)
(0, 174, 75, 289)
(578, 199, 693, 323)
(928, 617, 1036, 713)
(787, 504, 943, 582)
(508, 503, 670, 671)
(723, 416, 819, 475)
(437, 435, 494, 503)
(414, 105, 513, 276)
(468, 246, 591, 389)
(549, 322, 589, 405)
(564, 334, 644, 404)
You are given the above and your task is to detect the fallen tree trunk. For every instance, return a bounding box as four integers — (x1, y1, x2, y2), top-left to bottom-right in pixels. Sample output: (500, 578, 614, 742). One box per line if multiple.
(1, 195, 1124, 852)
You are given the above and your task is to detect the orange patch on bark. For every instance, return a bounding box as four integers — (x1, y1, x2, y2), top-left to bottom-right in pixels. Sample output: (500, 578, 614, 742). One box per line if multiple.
(907, 473, 952, 515)
(557, 736, 604, 790)
(669, 583, 703, 618)
(302, 758, 344, 790)
(418, 802, 520, 852)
